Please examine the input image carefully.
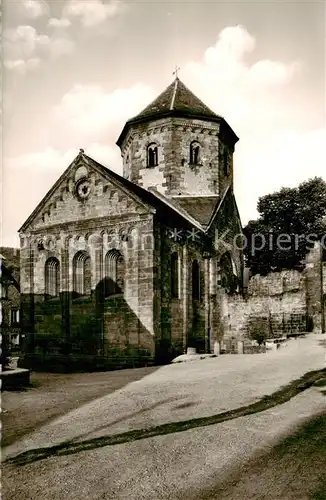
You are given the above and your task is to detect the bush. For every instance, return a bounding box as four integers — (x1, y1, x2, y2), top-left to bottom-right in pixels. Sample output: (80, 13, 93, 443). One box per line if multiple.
(249, 319, 268, 345)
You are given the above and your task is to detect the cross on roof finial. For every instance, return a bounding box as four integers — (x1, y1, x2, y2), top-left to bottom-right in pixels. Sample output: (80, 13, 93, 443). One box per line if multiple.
(173, 65, 180, 79)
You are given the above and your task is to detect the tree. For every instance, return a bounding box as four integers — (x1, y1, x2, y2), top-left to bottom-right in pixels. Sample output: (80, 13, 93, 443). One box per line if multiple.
(243, 177, 326, 275)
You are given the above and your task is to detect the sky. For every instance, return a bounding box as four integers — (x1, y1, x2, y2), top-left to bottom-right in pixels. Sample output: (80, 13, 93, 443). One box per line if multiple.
(2, 0, 326, 247)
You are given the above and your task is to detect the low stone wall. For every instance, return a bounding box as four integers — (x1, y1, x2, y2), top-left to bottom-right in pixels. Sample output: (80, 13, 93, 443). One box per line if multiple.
(247, 269, 304, 296)
(213, 339, 266, 355)
(1, 368, 30, 391)
(221, 268, 309, 349)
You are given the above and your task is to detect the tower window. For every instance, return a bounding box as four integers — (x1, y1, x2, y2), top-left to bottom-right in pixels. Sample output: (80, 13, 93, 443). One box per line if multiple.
(190, 141, 201, 165)
(147, 143, 158, 167)
(10, 309, 20, 325)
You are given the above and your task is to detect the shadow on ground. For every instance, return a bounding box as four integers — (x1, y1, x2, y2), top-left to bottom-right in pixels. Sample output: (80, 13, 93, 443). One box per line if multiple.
(5, 368, 325, 467)
(2, 366, 160, 447)
(183, 412, 326, 500)
(62, 395, 184, 444)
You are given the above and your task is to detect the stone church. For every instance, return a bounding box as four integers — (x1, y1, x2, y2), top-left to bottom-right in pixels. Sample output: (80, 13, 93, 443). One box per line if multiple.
(19, 77, 243, 370)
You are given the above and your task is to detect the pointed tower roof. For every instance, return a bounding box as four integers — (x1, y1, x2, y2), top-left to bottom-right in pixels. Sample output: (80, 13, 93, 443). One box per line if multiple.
(134, 77, 219, 121)
(116, 78, 236, 147)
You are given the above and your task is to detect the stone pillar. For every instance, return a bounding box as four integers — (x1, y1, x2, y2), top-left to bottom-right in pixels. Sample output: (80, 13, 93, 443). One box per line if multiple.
(139, 227, 154, 338)
(320, 247, 325, 333)
(93, 234, 104, 354)
(213, 340, 220, 356)
(153, 225, 162, 348)
(60, 237, 71, 345)
(219, 288, 228, 339)
(209, 257, 216, 296)
(209, 257, 217, 351)
(126, 226, 140, 347)
(182, 245, 188, 353)
(305, 242, 322, 332)
(204, 258, 210, 352)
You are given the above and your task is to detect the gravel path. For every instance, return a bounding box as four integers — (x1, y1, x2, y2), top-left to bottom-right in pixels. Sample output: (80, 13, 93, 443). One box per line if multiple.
(2, 334, 326, 500)
(2, 366, 159, 447)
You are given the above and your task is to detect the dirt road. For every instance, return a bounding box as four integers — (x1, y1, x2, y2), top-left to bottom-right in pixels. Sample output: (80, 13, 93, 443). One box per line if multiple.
(3, 334, 326, 500)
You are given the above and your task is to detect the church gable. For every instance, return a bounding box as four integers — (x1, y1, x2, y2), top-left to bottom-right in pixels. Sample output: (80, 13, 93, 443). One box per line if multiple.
(208, 187, 243, 276)
(20, 153, 153, 233)
(209, 187, 242, 238)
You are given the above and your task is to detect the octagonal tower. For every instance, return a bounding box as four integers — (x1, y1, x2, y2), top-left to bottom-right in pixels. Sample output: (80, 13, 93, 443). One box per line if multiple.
(116, 77, 239, 199)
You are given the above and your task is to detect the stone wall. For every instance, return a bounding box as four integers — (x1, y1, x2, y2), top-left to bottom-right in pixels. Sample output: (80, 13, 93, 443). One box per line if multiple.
(34, 296, 62, 341)
(221, 245, 326, 350)
(305, 242, 325, 331)
(19, 157, 158, 369)
(20, 220, 156, 355)
(223, 288, 306, 341)
(247, 269, 304, 296)
(154, 221, 210, 360)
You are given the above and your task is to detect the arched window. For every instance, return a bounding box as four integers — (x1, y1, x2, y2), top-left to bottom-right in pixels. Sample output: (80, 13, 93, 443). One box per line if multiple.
(104, 249, 124, 296)
(192, 260, 200, 300)
(73, 251, 91, 296)
(190, 141, 201, 165)
(45, 257, 60, 297)
(220, 252, 238, 294)
(147, 143, 158, 167)
(171, 252, 179, 298)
